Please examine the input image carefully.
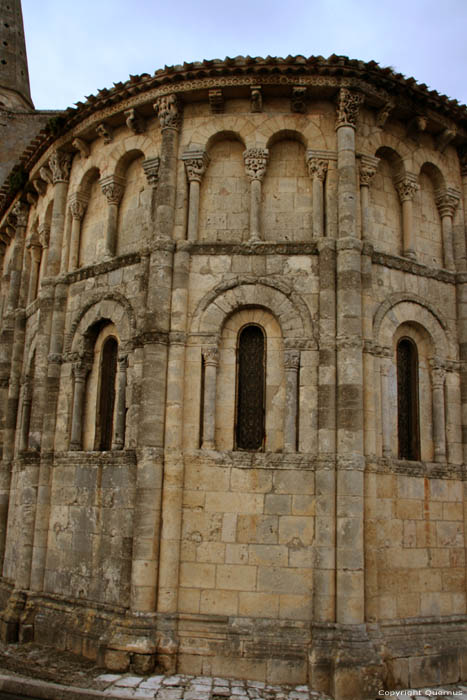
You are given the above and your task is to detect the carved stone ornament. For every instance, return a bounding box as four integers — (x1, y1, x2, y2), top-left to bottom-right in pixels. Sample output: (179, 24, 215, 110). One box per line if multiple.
(407, 114, 427, 140)
(359, 154, 380, 187)
(26, 192, 37, 206)
(72, 359, 91, 380)
(96, 122, 113, 143)
(125, 108, 145, 134)
(243, 148, 269, 182)
(291, 86, 307, 113)
(48, 150, 72, 184)
(376, 99, 395, 128)
(12, 201, 29, 227)
(38, 223, 50, 248)
(250, 86, 262, 113)
(154, 93, 182, 130)
(307, 157, 328, 181)
(142, 157, 160, 187)
(182, 150, 210, 183)
(284, 349, 300, 370)
(69, 193, 88, 220)
(100, 175, 125, 205)
(72, 138, 90, 159)
(39, 166, 53, 185)
(458, 147, 467, 178)
(208, 88, 224, 114)
(336, 88, 364, 129)
(394, 174, 419, 202)
(431, 366, 446, 388)
(435, 187, 461, 218)
(202, 346, 219, 366)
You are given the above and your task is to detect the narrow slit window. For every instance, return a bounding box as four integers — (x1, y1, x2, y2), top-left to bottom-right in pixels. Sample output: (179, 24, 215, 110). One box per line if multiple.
(97, 336, 118, 450)
(397, 337, 420, 460)
(235, 324, 265, 450)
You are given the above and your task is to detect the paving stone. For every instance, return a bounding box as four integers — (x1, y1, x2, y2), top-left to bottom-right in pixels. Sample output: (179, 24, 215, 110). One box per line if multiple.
(116, 676, 145, 688)
(163, 676, 184, 686)
(140, 677, 165, 689)
(97, 673, 124, 683)
(134, 689, 158, 699)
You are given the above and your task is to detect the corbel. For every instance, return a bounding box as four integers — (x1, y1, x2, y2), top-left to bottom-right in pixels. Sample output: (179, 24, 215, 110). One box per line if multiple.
(72, 137, 90, 159)
(436, 127, 456, 153)
(291, 86, 307, 113)
(125, 108, 146, 134)
(208, 88, 224, 114)
(39, 165, 53, 185)
(250, 86, 263, 113)
(96, 122, 113, 144)
(32, 178, 47, 196)
(375, 99, 395, 128)
(407, 114, 427, 141)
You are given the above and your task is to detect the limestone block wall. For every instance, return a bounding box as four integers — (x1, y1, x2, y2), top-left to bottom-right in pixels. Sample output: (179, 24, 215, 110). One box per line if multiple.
(1, 57, 467, 698)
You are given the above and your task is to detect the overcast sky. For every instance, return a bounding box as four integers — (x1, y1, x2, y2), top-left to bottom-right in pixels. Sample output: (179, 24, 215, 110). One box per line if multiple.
(22, 0, 467, 111)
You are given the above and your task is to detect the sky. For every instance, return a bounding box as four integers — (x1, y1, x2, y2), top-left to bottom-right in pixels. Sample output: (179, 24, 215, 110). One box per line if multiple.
(22, 0, 467, 111)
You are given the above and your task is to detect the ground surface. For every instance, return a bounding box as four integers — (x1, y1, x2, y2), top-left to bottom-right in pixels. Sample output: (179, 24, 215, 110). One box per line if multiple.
(0, 643, 465, 699)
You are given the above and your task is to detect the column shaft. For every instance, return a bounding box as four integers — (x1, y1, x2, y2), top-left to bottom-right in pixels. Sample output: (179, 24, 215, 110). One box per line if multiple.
(202, 348, 218, 449)
(112, 356, 127, 449)
(432, 370, 446, 462)
(283, 351, 299, 453)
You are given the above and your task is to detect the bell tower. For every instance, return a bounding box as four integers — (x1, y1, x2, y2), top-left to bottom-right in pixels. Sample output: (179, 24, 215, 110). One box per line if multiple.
(0, 0, 33, 110)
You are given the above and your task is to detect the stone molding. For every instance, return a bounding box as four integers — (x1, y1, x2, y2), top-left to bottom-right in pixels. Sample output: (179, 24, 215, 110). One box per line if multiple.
(372, 249, 456, 284)
(65, 252, 140, 284)
(181, 241, 318, 256)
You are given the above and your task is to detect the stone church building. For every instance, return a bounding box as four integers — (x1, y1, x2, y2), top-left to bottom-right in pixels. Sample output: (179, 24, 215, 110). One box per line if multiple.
(1, 2, 467, 698)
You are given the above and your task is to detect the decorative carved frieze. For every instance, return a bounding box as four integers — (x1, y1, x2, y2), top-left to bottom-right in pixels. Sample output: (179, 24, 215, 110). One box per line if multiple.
(142, 157, 160, 188)
(202, 346, 219, 366)
(72, 138, 90, 159)
(359, 154, 380, 187)
(436, 128, 456, 153)
(375, 99, 395, 128)
(250, 85, 262, 112)
(243, 148, 269, 182)
(208, 88, 224, 114)
(96, 122, 113, 143)
(125, 108, 145, 134)
(48, 150, 72, 184)
(435, 187, 461, 218)
(291, 86, 307, 113)
(154, 93, 182, 130)
(394, 173, 419, 202)
(182, 150, 210, 183)
(100, 175, 125, 205)
(336, 87, 364, 129)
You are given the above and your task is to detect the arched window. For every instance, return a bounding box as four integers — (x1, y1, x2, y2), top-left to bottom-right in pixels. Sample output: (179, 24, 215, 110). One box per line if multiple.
(397, 337, 420, 460)
(235, 324, 265, 450)
(96, 336, 118, 450)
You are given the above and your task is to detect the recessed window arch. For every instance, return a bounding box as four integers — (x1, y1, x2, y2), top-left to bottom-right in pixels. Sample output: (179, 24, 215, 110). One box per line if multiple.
(397, 336, 420, 460)
(235, 323, 266, 451)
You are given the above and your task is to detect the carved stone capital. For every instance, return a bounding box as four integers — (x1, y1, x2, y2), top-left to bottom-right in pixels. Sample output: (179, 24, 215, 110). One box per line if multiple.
(154, 93, 182, 131)
(72, 359, 91, 380)
(72, 138, 90, 159)
(202, 346, 219, 367)
(359, 154, 380, 187)
(125, 108, 145, 134)
(208, 89, 224, 114)
(142, 157, 160, 188)
(118, 354, 129, 370)
(336, 88, 364, 129)
(435, 187, 461, 218)
(69, 192, 88, 220)
(250, 86, 262, 113)
(431, 366, 446, 388)
(243, 148, 269, 182)
(284, 350, 300, 371)
(182, 150, 210, 183)
(394, 174, 419, 202)
(96, 122, 113, 143)
(38, 223, 50, 248)
(100, 175, 125, 205)
(12, 201, 29, 228)
(307, 156, 328, 181)
(48, 150, 72, 184)
(291, 86, 307, 113)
